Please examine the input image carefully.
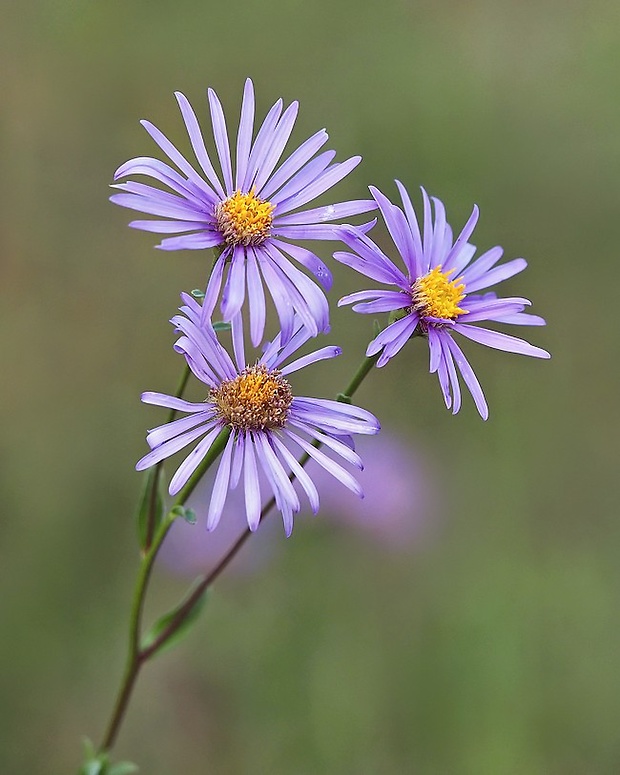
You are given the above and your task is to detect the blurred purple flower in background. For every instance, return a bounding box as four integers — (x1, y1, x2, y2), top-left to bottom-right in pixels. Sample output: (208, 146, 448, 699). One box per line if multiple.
(303, 433, 438, 549)
(111, 78, 376, 344)
(336, 183, 550, 419)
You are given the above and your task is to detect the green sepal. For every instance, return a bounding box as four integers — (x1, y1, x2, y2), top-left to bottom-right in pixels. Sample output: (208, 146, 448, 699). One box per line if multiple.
(336, 392, 352, 404)
(373, 318, 382, 336)
(213, 320, 232, 331)
(140, 578, 209, 658)
(78, 740, 108, 775)
(108, 763, 139, 775)
(136, 467, 165, 551)
(387, 308, 408, 325)
(170, 505, 197, 525)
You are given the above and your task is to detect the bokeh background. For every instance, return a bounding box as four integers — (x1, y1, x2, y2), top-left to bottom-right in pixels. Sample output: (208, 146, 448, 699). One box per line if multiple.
(1, 0, 618, 772)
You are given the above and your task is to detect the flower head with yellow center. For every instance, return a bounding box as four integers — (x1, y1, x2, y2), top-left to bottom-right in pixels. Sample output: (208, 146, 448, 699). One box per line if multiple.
(336, 183, 550, 419)
(211, 365, 292, 430)
(111, 78, 378, 346)
(136, 294, 380, 536)
(411, 265, 466, 321)
(214, 190, 275, 247)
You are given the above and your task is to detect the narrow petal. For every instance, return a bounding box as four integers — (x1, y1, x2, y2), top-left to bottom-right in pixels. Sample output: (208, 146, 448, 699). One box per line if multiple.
(464, 258, 528, 293)
(274, 200, 377, 226)
(146, 409, 215, 448)
(443, 335, 488, 419)
(453, 323, 551, 358)
(207, 434, 235, 530)
(271, 435, 320, 514)
(395, 179, 424, 277)
(271, 239, 333, 291)
(235, 78, 255, 190)
(242, 98, 283, 192)
(157, 232, 222, 251)
(174, 92, 226, 199)
(136, 422, 216, 471)
(140, 392, 211, 412)
(252, 101, 299, 193)
(275, 156, 361, 214)
(280, 346, 342, 375)
(259, 129, 329, 200)
(256, 434, 300, 515)
(168, 425, 223, 495)
(440, 334, 461, 414)
(207, 88, 234, 194)
(220, 245, 246, 321)
(247, 248, 267, 346)
(284, 430, 363, 498)
(366, 314, 418, 358)
(442, 204, 480, 273)
(243, 433, 262, 531)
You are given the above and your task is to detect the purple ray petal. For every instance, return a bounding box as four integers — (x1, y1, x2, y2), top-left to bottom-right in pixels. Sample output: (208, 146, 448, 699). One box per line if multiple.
(453, 323, 551, 358)
(174, 92, 226, 200)
(207, 88, 234, 195)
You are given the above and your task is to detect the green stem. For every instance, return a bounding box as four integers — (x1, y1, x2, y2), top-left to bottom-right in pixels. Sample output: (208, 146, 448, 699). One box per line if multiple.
(98, 427, 230, 754)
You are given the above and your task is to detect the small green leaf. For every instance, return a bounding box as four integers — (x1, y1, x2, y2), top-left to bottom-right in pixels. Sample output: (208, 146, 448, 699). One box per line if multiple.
(190, 288, 205, 299)
(108, 762, 139, 775)
(169, 505, 196, 524)
(213, 320, 232, 331)
(79, 739, 107, 775)
(140, 578, 209, 658)
(136, 468, 165, 551)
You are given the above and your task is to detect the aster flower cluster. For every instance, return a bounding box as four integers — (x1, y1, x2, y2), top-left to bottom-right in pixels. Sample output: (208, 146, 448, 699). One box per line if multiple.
(113, 78, 549, 536)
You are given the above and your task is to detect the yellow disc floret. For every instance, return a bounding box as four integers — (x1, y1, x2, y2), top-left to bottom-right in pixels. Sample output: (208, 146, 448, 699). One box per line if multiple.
(211, 365, 293, 431)
(214, 190, 275, 247)
(411, 265, 467, 320)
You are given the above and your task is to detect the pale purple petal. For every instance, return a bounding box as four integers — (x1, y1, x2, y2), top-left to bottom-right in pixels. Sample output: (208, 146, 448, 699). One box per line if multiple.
(271, 435, 320, 514)
(453, 323, 551, 358)
(169, 425, 224, 496)
(246, 248, 266, 347)
(242, 98, 283, 192)
(271, 240, 333, 291)
(243, 433, 262, 531)
(252, 101, 299, 193)
(280, 346, 342, 375)
(284, 429, 363, 498)
(259, 128, 328, 200)
(464, 258, 527, 293)
(157, 232, 223, 251)
(207, 88, 234, 195)
(220, 245, 246, 321)
(274, 200, 377, 226)
(140, 392, 211, 412)
(174, 92, 226, 199)
(207, 434, 235, 531)
(235, 78, 255, 190)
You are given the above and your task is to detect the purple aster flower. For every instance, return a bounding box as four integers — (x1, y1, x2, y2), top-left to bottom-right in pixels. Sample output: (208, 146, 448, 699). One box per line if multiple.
(335, 183, 550, 419)
(111, 79, 376, 345)
(136, 294, 380, 536)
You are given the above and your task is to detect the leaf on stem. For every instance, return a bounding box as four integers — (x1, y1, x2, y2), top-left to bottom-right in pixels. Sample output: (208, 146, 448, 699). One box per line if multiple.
(140, 578, 209, 659)
(170, 505, 197, 524)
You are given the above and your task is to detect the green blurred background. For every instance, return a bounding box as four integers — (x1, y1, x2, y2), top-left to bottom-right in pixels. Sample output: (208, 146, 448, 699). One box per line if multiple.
(1, 0, 618, 772)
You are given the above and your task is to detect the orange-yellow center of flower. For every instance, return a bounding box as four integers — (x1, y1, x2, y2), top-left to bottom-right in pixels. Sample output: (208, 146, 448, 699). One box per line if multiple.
(210, 365, 292, 431)
(411, 265, 467, 320)
(214, 190, 275, 247)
